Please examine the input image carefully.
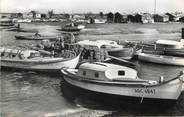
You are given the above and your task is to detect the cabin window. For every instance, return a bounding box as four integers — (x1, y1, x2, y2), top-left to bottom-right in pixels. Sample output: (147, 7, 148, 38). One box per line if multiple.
(94, 72, 99, 78)
(118, 71, 125, 76)
(101, 45, 106, 49)
(83, 71, 86, 76)
(12, 54, 16, 58)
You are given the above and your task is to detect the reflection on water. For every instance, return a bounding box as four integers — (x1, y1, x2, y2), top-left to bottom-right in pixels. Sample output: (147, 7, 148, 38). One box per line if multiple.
(1, 23, 184, 116)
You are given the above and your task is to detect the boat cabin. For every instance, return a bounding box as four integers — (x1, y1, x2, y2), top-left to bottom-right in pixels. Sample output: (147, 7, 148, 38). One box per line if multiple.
(0, 48, 40, 59)
(76, 41, 109, 61)
(77, 40, 122, 49)
(65, 23, 76, 27)
(155, 40, 183, 49)
(76, 62, 138, 81)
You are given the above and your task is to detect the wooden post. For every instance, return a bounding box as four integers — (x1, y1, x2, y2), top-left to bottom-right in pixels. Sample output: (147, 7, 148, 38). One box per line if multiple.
(182, 28, 184, 39)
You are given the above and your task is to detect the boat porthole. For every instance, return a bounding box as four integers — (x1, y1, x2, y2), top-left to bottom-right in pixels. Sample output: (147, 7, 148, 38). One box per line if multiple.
(83, 71, 86, 76)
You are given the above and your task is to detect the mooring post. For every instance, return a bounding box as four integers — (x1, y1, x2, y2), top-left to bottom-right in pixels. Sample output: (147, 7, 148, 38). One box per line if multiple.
(182, 28, 184, 39)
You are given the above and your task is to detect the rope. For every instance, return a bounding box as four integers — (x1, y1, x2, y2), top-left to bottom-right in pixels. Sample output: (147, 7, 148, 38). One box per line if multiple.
(140, 85, 147, 103)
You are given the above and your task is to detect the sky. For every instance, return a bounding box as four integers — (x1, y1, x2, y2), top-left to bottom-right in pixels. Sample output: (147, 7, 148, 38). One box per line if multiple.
(1, 0, 184, 14)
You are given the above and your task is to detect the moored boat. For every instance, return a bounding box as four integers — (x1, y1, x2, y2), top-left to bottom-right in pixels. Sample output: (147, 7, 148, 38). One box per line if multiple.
(0, 47, 80, 72)
(57, 23, 85, 32)
(15, 34, 58, 40)
(136, 39, 184, 57)
(77, 40, 135, 60)
(0, 19, 15, 26)
(138, 53, 184, 66)
(61, 62, 184, 101)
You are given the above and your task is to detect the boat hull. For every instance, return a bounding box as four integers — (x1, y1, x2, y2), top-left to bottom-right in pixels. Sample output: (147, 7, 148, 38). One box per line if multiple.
(138, 53, 184, 66)
(108, 48, 134, 60)
(1, 54, 80, 72)
(15, 35, 57, 40)
(62, 79, 182, 105)
(0, 23, 15, 26)
(57, 28, 81, 32)
(164, 49, 184, 57)
(62, 70, 183, 100)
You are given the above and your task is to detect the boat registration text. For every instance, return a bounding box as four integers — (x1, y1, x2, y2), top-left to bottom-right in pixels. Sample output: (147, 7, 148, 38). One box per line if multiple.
(134, 88, 156, 94)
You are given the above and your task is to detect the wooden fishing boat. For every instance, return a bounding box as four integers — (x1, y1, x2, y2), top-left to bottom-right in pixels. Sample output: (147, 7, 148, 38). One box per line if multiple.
(57, 23, 85, 32)
(61, 62, 184, 101)
(15, 34, 58, 40)
(138, 53, 184, 66)
(0, 47, 80, 72)
(77, 40, 135, 60)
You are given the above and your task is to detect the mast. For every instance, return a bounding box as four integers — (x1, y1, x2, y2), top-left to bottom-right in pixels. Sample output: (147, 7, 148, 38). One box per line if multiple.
(154, 0, 156, 14)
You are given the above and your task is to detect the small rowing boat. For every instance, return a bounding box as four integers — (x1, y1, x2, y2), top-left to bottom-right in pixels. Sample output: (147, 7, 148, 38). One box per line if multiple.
(15, 34, 58, 40)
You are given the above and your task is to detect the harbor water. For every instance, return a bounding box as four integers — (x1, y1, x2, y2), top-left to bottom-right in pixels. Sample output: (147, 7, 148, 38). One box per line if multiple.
(1, 23, 184, 117)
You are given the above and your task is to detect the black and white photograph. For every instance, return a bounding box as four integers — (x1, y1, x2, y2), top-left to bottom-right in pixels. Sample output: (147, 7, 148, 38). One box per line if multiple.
(0, 0, 184, 116)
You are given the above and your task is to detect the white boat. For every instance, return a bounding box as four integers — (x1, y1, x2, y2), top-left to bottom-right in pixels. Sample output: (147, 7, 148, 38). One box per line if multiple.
(0, 47, 80, 72)
(61, 62, 184, 100)
(57, 23, 85, 32)
(138, 53, 184, 66)
(77, 40, 135, 60)
(94, 19, 107, 24)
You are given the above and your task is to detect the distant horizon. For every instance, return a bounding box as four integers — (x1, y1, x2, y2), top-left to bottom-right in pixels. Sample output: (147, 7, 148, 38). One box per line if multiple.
(1, 0, 184, 14)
